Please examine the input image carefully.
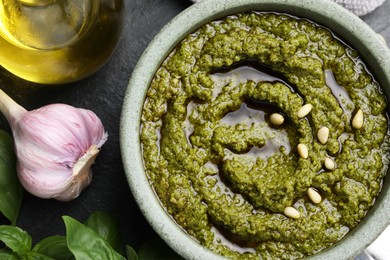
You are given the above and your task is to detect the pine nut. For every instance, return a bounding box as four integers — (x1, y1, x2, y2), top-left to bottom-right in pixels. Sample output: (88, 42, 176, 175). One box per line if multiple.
(352, 109, 364, 129)
(284, 206, 300, 219)
(297, 104, 313, 118)
(270, 113, 284, 126)
(307, 187, 322, 204)
(324, 157, 335, 170)
(297, 143, 308, 159)
(317, 126, 329, 144)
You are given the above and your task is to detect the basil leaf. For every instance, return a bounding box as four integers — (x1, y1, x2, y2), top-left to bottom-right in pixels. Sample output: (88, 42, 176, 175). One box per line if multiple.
(0, 250, 18, 260)
(63, 216, 125, 260)
(24, 251, 56, 260)
(0, 225, 32, 255)
(0, 130, 15, 164)
(84, 211, 122, 253)
(126, 245, 138, 260)
(32, 235, 73, 260)
(0, 130, 23, 225)
(138, 237, 183, 260)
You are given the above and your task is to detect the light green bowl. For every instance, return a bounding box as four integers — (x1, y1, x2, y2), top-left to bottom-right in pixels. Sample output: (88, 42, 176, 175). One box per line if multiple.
(120, 0, 390, 259)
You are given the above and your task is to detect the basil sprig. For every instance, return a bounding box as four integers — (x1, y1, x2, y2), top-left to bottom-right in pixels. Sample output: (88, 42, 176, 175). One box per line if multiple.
(0, 212, 125, 259)
(32, 236, 72, 260)
(63, 215, 126, 260)
(0, 225, 31, 258)
(83, 211, 123, 254)
(0, 210, 183, 259)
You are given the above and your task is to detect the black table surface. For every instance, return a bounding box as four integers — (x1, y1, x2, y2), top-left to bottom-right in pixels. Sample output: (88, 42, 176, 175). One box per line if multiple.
(0, 0, 389, 255)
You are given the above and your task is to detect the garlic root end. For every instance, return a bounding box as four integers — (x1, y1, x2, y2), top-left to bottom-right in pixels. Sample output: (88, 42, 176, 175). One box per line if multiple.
(54, 145, 99, 201)
(73, 145, 100, 179)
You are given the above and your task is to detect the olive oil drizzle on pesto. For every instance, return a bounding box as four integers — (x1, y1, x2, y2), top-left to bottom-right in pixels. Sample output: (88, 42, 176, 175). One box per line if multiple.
(140, 12, 390, 259)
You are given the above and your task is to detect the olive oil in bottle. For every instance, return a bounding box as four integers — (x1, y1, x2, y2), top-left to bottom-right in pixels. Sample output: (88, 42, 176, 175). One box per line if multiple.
(0, 0, 124, 84)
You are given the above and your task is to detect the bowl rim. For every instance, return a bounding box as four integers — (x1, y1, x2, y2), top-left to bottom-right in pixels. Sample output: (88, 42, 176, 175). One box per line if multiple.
(120, 0, 390, 259)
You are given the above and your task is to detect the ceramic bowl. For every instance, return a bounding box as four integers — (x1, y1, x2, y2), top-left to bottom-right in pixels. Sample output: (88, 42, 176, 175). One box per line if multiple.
(120, 0, 390, 259)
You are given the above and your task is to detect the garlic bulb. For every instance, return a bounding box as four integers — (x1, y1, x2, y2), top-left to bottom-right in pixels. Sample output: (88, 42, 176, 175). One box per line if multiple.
(0, 89, 107, 201)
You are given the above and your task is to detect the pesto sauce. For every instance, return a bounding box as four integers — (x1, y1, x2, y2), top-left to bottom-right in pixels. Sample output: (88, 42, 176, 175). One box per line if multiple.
(140, 12, 390, 259)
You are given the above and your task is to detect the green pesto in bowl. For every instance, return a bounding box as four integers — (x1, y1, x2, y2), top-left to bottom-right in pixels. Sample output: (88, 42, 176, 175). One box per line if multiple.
(120, 0, 390, 259)
(140, 12, 390, 259)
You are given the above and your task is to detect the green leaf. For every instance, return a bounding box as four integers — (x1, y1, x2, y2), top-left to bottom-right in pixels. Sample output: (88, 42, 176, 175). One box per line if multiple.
(0, 130, 15, 164)
(0, 250, 18, 260)
(0, 130, 23, 225)
(63, 216, 126, 260)
(24, 251, 56, 260)
(0, 225, 32, 255)
(84, 211, 122, 253)
(32, 235, 73, 260)
(126, 245, 138, 260)
(138, 237, 183, 260)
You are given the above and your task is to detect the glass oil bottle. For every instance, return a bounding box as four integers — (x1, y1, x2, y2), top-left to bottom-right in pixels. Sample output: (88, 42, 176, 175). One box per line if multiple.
(0, 0, 124, 84)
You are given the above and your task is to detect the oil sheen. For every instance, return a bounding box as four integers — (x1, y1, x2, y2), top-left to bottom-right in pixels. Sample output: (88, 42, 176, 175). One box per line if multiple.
(0, 0, 124, 84)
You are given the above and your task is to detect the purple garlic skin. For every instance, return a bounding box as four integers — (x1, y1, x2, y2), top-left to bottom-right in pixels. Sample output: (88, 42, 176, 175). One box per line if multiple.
(11, 104, 108, 201)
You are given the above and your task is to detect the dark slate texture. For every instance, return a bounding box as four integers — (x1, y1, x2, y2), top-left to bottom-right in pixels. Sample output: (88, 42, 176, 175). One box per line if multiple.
(0, 0, 388, 254)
